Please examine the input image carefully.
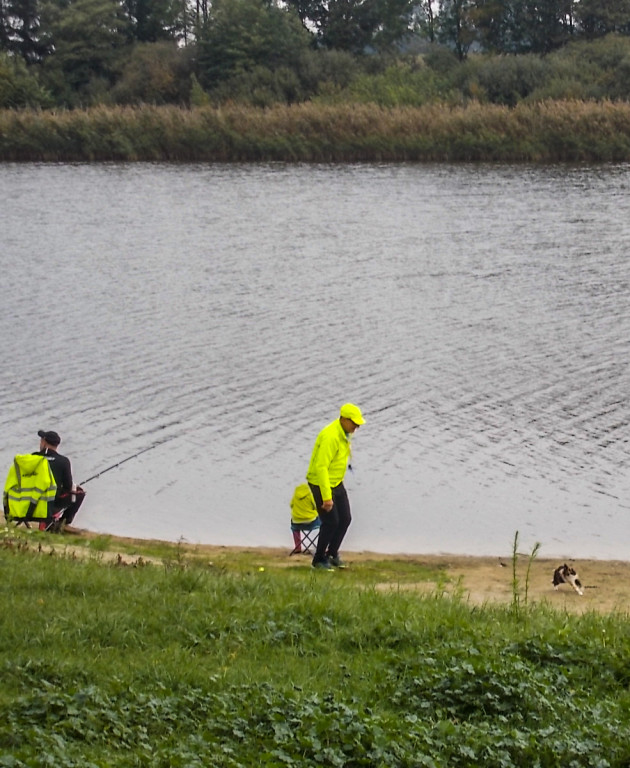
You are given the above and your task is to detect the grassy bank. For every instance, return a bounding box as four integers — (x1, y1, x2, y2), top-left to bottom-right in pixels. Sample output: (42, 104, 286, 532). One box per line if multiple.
(2, 528, 630, 766)
(2, 100, 630, 163)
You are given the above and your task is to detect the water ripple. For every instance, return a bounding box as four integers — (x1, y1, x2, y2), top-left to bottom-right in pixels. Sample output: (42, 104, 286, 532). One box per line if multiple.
(2, 162, 630, 558)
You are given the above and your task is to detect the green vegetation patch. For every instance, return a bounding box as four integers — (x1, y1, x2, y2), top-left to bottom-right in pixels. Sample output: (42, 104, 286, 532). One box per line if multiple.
(336, 558, 449, 585)
(2, 538, 630, 766)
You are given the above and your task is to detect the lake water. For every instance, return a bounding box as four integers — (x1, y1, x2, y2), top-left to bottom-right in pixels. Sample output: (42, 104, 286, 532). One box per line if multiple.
(2, 162, 630, 560)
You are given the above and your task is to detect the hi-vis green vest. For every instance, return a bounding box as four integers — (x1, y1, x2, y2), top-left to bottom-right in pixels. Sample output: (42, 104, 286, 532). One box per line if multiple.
(290, 483, 318, 524)
(3, 454, 57, 522)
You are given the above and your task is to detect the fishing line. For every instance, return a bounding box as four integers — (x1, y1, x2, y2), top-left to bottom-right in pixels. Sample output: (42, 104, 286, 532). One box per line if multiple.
(79, 437, 172, 485)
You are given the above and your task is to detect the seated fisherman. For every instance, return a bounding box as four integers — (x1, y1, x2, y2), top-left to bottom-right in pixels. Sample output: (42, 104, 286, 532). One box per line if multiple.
(36, 429, 85, 532)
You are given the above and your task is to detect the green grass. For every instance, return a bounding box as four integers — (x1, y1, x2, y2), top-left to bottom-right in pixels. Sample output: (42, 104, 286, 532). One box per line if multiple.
(2, 529, 630, 766)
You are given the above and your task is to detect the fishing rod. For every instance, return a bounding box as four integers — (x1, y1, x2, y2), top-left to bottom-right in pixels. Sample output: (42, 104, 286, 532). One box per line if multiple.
(79, 440, 168, 486)
(79, 419, 206, 486)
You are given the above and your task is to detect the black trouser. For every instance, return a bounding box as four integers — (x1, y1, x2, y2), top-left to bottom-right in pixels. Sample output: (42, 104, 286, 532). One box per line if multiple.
(50, 488, 85, 531)
(309, 481, 351, 564)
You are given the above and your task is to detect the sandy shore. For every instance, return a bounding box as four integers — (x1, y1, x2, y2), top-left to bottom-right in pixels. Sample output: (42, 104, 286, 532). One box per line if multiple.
(52, 529, 630, 615)
(383, 553, 630, 615)
(259, 550, 630, 614)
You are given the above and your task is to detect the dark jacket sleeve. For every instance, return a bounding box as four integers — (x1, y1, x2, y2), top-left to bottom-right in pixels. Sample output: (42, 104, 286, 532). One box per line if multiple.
(60, 457, 73, 493)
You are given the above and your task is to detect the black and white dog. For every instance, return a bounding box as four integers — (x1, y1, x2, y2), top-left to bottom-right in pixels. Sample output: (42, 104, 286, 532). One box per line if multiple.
(552, 563, 583, 596)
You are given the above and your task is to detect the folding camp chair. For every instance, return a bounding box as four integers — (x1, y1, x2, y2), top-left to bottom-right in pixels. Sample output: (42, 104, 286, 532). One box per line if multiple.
(290, 518, 321, 556)
(289, 483, 320, 556)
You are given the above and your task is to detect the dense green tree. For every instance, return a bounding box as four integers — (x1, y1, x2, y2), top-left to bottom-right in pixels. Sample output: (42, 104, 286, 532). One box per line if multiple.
(508, 0, 574, 53)
(461, 50, 551, 102)
(192, 0, 208, 25)
(286, 0, 416, 53)
(576, 0, 630, 39)
(204, 47, 363, 104)
(1, 0, 50, 61)
(120, 0, 188, 43)
(437, 0, 476, 59)
(0, 0, 6, 49)
(0, 47, 52, 103)
(462, 0, 576, 55)
(39, 0, 126, 103)
(1, 0, 630, 109)
(110, 40, 193, 103)
(417, 0, 437, 41)
(206, 63, 305, 105)
(196, 0, 312, 89)
(470, 0, 514, 52)
(296, 47, 360, 95)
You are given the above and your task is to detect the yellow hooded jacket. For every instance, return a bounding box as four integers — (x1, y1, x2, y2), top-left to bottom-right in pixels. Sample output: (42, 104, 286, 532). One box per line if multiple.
(290, 483, 318, 524)
(306, 419, 351, 502)
(3, 454, 57, 522)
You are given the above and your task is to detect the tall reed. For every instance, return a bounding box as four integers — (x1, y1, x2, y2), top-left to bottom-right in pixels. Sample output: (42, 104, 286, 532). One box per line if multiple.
(2, 100, 630, 162)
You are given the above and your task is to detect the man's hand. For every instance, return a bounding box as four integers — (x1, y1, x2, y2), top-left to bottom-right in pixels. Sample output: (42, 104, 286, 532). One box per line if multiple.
(321, 499, 333, 512)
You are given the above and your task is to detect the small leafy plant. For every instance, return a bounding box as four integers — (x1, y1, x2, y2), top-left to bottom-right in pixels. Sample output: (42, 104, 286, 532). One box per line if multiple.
(511, 530, 541, 616)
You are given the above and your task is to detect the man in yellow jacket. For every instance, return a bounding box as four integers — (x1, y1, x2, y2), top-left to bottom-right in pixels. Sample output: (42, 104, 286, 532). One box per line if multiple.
(306, 403, 365, 570)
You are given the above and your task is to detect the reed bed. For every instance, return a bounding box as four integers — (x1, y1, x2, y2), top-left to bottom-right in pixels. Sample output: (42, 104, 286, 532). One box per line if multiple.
(2, 100, 630, 162)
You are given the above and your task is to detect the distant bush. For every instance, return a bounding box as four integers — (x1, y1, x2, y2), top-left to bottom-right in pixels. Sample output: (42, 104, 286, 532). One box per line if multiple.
(542, 35, 630, 102)
(0, 52, 54, 109)
(316, 58, 456, 107)
(297, 49, 362, 99)
(111, 42, 194, 106)
(609, 54, 630, 100)
(208, 65, 304, 107)
(315, 34, 630, 110)
(461, 55, 552, 106)
(424, 45, 461, 76)
(201, 47, 364, 106)
(562, 33, 630, 71)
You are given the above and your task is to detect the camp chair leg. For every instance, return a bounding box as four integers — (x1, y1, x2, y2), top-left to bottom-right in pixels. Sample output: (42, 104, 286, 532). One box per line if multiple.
(290, 526, 320, 556)
(40, 511, 63, 533)
(301, 530, 319, 555)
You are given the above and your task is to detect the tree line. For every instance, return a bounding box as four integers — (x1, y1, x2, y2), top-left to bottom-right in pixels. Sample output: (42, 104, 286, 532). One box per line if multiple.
(1, 0, 630, 109)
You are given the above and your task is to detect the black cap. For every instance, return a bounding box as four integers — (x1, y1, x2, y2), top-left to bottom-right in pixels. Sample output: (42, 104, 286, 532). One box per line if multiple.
(38, 429, 61, 446)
